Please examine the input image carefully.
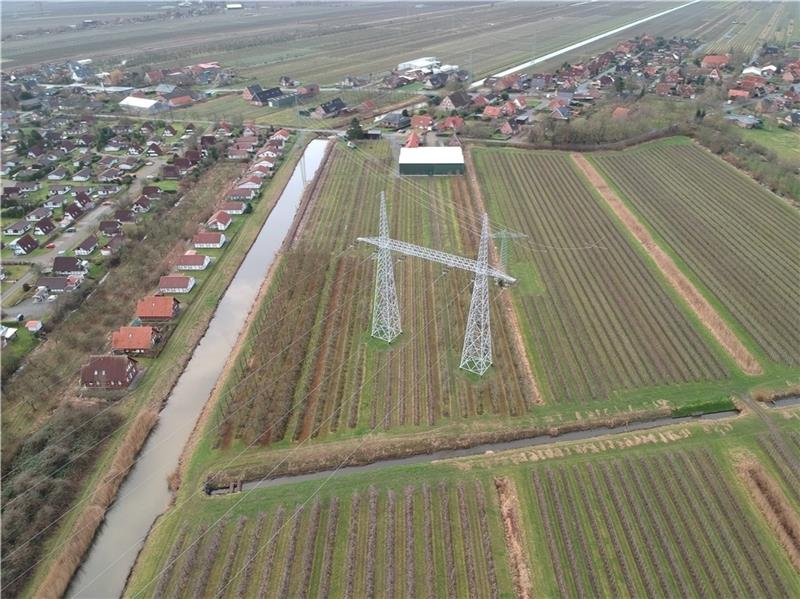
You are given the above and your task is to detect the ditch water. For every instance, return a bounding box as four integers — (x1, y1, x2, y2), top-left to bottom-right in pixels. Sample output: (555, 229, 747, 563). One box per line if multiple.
(67, 138, 331, 599)
(229, 409, 740, 494)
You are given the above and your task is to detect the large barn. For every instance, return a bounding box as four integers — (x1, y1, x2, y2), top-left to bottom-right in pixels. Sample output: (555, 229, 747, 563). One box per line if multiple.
(398, 147, 464, 176)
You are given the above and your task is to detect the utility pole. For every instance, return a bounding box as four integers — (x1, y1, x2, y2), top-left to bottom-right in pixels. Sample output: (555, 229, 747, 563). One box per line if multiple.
(369, 192, 402, 342)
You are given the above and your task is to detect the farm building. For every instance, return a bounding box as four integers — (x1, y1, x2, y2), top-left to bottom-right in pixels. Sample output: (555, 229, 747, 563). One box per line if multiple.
(119, 96, 167, 114)
(398, 147, 464, 176)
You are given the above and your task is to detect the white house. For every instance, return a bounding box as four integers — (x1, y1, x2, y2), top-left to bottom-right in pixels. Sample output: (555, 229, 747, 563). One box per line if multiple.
(176, 253, 211, 271)
(192, 231, 226, 249)
(158, 275, 196, 294)
(206, 210, 232, 231)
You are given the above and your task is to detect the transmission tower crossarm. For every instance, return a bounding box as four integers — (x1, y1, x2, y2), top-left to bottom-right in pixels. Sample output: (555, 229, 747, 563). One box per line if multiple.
(357, 236, 516, 285)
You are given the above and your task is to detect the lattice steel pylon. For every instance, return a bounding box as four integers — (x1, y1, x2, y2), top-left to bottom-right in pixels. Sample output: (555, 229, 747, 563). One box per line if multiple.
(459, 213, 493, 375)
(369, 192, 402, 342)
(359, 196, 515, 375)
(493, 229, 528, 273)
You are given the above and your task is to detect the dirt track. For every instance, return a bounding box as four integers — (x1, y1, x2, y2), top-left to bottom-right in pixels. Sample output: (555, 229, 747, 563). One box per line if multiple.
(494, 477, 534, 599)
(571, 153, 762, 376)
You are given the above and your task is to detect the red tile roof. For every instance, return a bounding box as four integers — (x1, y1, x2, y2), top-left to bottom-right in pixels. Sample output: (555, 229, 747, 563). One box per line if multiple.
(112, 326, 154, 351)
(136, 296, 178, 319)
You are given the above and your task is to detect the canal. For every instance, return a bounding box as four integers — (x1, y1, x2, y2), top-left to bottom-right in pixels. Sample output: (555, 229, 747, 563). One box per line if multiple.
(67, 138, 331, 598)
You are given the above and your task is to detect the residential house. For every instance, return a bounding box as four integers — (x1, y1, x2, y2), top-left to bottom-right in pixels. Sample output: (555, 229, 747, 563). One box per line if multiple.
(251, 87, 284, 106)
(132, 197, 151, 213)
(100, 235, 124, 256)
(206, 210, 232, 231)
(410, 115, 434, 130)
(701, 54, 729, 69)
(440, 91, 472, 112)
(111, 326, 158, 354)
(312, 97, 347, 119)
(36, 276, 79, 293)
(26, 207, 52, 222)
(73, 192, 92, 209)
(75, 235, 98, 256)
(482, 105, 503, 119)
(221, 201, 246, 215)
(271, 129, 290, 143)
(193, 231, 226, 248)
(405, 131, 421, 148)
(136, 296, 180, 321)
(551, 106, 571, 120)
(159, 275, 196, 294)
(34, 218, 56, 236)
(11, 234, 38, 255)
(53, 256, 87, 276)
(168, 95, 194, 108)
(437, 115, 465, 132)
(142, 186, 163, 201)
(146, 143, 163, 157)
(44, 194, 68, 208)
(80, 355, 139, 389)
(114, 209, 135, 223)
(381, 112, 411, 130)
(4, 220, 31, 235)
(63, 203, 84, 222)
(72, 167, 92, 181)
(98, 168, 121, 182)
(99, 220, 122, 236)
(176, 253, 211, 270)
(161, 165, 179, 180)
(47, 167, 67, 181)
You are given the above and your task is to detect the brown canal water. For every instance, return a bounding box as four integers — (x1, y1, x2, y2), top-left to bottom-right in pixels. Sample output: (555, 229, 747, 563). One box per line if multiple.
(67, 139, 331, 599)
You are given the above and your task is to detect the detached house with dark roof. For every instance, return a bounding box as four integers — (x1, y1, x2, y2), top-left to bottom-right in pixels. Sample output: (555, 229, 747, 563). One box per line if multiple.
(81, 355, 139, 389)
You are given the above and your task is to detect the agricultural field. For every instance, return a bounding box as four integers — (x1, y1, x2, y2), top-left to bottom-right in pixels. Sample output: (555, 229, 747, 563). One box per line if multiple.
(472, 148, 730, 403)
(125, 408, 800, 598)
(528, 446, 798, 597)
(2, 1, 739, 83)
(591, 138, 800, 366)
(216, 141, 535, 451)
(699, 1, 790, 57)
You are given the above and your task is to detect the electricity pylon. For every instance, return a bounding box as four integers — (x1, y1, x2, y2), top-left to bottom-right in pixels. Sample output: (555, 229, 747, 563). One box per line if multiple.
(359, 194, 515, 375)
(459, 213, 492, 375)
(492, 229, 527, 272)
(369, 192, 402, 342)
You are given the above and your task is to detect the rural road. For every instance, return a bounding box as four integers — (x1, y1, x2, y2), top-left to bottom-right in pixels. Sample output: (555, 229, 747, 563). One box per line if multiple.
(471, 0, 704, 86)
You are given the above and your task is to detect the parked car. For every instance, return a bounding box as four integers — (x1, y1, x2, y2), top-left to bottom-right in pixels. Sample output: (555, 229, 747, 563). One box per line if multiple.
(45, 242, 56, 249)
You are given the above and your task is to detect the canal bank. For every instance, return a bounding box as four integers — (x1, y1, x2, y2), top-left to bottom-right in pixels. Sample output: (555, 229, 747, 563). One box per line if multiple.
(65, 138, 331, 599)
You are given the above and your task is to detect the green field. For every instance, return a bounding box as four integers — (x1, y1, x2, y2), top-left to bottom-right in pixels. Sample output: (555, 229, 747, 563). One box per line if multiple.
(592, 138, 800, 366)
(739, 125, 800, 165)
(125, 409, 800, 598)
(472, 148, 730, 402)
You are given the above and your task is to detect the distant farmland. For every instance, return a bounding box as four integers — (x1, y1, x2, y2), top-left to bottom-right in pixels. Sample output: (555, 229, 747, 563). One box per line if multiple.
(472, 148, 729, 403)
(2, 1, 737, 83)
(592, 139, 800, 366)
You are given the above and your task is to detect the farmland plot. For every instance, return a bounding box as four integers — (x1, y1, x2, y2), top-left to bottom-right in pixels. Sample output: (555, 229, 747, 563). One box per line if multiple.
(218, 143, 534, 448)
(472, 148, 728, 403)
(128, 479, 511, 599)
(529, 448, 798, 597)
(593, 140, 800, 366)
